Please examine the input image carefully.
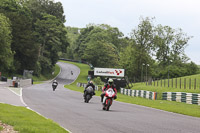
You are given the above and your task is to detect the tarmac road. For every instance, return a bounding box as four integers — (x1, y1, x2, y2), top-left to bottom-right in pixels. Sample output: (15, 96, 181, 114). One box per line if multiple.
(0, 82, 24, 107)
(21, 62, 200, 133)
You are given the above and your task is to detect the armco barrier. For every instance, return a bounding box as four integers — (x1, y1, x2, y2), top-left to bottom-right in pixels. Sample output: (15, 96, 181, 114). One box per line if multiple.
(162, 92, 200, 105)
(120, 88, 157, 100)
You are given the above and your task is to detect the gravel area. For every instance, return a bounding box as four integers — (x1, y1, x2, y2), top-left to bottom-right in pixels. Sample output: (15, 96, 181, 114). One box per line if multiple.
(0, 121, 18, 133)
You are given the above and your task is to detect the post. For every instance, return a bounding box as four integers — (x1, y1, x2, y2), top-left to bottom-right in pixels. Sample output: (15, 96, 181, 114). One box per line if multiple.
(157, 79, 158, 86)
(184, 78, 186, 89)
(164, 79, 165, 87)
(141, 63, 145, 83)
(146, 64, 149, 86)
(161, 78, 162, 87)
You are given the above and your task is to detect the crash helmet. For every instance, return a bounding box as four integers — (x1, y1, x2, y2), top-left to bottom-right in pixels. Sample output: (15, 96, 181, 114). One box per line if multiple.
(90, 81, 93, 84)
(54, 80, 57, 82)
(108, 78, 113, 85)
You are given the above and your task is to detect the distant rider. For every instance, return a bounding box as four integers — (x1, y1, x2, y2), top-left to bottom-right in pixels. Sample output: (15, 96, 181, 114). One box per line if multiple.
(84, 81, 95, 97)
(52, 80, 58, 91)
(101, 78, 117, 102)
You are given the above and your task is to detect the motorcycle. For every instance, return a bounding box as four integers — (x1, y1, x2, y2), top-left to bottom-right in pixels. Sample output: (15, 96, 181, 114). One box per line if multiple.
(102, 88, 116, 111)
(84, 86, 94, 103)
(52, 84, 57, 91)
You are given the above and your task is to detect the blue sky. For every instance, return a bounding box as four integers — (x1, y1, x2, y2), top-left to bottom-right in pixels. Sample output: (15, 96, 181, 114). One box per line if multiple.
(57, 0, 200, 64)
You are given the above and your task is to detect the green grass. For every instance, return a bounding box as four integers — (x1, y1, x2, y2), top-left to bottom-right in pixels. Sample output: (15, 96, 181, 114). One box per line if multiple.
(0, 63, 66, 132)
(0, 103, 68, 133)
(130, 74, 200, 100)
(63, 60, 200, 118)
(131, 83, 200, 100)
(145, 74, 200, 90)
(116, 94, 200, 117)
(0, 126, 3, 131)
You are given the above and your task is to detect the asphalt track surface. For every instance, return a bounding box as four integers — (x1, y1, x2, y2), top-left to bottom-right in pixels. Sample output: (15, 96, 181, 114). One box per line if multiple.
(21, 62, 200, 133)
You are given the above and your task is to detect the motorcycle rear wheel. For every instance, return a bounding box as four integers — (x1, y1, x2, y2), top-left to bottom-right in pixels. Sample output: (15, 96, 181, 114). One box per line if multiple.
(85, 94, 91, 103)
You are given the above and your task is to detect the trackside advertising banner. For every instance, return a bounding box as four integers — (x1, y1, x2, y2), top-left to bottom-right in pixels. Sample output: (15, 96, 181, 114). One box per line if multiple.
(94, 68, 125, 77)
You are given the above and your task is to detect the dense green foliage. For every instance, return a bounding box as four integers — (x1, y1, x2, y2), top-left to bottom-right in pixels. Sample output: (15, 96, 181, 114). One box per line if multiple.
(65, 18, 199, 81)
(0, 0, 198, 81)
(68, 24, 123, 68)
(0, 0, 68, 76)
(0, 13, 14, 72)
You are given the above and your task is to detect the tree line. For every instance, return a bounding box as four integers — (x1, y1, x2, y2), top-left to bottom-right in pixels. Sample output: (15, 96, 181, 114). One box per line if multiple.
(64, 18, 199, 82)
(0, 0, 68, 76)
(0, 0, 198, 81)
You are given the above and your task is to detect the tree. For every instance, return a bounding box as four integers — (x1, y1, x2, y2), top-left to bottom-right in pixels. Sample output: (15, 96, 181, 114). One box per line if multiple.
(119, 43, 136, 80)
(154, 25, 191, 67)
(82, 40, 119, 68)
(73, 24, 123, 67)
(129, 17, 155, 80)
(23, 0, 65, 23)
(34, 13, 64, 74)
(0, 13, 14, 72)
(64, 27, 81, 59)
(0, 0, 39, 73)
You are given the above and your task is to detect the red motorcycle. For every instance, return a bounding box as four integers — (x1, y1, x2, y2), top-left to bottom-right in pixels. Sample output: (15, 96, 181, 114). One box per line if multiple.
(102, 88, 116, 111)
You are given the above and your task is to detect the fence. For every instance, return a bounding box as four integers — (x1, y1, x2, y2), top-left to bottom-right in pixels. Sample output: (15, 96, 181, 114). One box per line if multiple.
(143, 77, 200, 89)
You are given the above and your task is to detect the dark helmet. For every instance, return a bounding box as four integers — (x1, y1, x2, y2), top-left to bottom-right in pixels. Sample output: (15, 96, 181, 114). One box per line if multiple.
(108, 78, 113, 85)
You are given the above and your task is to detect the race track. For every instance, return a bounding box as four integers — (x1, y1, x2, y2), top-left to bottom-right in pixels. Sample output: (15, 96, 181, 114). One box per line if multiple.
(22, 62, 200, 133)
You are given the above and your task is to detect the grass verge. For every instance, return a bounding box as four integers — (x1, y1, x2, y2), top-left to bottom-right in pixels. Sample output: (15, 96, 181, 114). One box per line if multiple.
(0, 63, 66, 132)
(63, 61, 200, 118)
(131, 83, 200, 100)
(0, 103, 68, 133)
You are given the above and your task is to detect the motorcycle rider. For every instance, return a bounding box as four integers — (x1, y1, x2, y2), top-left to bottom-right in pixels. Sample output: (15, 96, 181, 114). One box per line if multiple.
(84, 80, 95, 97)
(101, 78, 117, 102)
(52, 80, 58, 91)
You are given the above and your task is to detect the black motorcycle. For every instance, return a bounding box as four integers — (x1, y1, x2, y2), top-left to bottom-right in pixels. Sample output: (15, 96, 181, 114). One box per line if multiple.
(52, 85, 57, 91)
(84, 86, 94, 103)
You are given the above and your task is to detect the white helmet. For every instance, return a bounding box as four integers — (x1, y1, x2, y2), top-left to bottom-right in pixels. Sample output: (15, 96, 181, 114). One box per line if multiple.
(108, 78, 113, 85)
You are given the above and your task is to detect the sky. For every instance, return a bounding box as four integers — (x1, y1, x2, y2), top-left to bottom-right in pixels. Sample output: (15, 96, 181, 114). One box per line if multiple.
(56, 0, 200, 65)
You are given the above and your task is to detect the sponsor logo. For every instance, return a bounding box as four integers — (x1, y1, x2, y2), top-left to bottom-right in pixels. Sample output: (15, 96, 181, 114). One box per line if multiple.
(94, 68, 124, 77)
(115, 70, 122, 75)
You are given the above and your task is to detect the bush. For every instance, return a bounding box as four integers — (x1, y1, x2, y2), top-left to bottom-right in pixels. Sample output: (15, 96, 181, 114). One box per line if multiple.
(92, 77, 104, 85)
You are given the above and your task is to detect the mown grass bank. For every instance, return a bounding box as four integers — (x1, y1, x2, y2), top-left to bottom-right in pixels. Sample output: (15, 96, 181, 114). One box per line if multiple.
(131, 82, 200, 100)
(0, 104, 68, 133)
(0, 63, 67, 133)
(63, 61, 200, 118)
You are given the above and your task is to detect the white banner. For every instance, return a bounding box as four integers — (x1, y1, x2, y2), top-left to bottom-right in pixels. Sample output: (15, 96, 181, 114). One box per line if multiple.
(94, 68, 125, 77)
